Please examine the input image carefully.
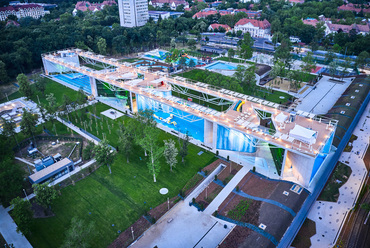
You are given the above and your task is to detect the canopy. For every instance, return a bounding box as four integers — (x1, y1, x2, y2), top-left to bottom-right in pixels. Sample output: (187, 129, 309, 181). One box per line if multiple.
(275, 112, 288, 123)
(289, 124, 317, 144)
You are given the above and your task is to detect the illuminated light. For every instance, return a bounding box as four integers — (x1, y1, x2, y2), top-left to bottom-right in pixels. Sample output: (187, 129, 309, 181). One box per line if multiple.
(285, 145, 289, 148)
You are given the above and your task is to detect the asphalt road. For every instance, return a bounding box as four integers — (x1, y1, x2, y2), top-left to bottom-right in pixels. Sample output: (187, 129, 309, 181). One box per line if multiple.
(347, 191, 370, 248)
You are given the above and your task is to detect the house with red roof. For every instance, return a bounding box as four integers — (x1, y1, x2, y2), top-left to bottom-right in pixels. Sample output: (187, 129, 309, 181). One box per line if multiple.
(72, 0, 116, 15)
(0, 4, 45, 21)
(234, 18, 271, 38)
(208, 23, 231, 32)
(338, 3, 370, 14)
(325, 23, 370, 35)
(149, 0, 189, 10)
(302, 18, 319, 27)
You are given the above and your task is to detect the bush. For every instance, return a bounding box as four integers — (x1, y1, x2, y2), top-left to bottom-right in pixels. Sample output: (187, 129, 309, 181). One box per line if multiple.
(214, 175, 218, 181)
(204, 170, 209, 176)
(236, 186, 239, 192)
(253, 166, 256, 172)
(227, 155, 229, 161)
(216, 150, 219, 156)
(223, 179, 227, 185)
(213, 210, 218, 217)
(192, 198, 195, 204)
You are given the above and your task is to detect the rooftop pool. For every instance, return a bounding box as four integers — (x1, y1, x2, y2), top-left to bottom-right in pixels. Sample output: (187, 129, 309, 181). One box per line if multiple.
(204, 61, 238, 70)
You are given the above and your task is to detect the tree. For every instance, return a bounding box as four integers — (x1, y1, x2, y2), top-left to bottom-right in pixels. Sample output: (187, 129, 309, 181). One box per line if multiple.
(341, 57, 352, 80)
(20, 109, 38, 144)
(61, 94, 72, 120)
(325, 50, 336, 64)
(76, 88, 87, 106)
(0, 158, 24, 205)
(274, 38, 292, 69)
(137, 125, 163, 182)
(328, 61, 337, 79)
(97, 37, 107, 55)
(361, 203, 370, 212)
(228, 48, 235, 62)
(17, 74, 33, 100)
(300, 51, 316, 74)
(239, 33, 254, 61)
(93, 139, 116, 174)
(187, 39, 196, 51)
(61, 217, 94, 248)
(45, 93, 58, 124)
(170, 38, 176, 49)
(355, 51, 369, 68)
(1, 118, 19, 147)
(178, 56, 187, 70)
(0, 60, 10, 84)
(118, 120, 135, 163)
(163, 139, 178, 172)
(178, 132, 190, 164)
(35, 76, 47, 96)
(32, 182, 57, 210)
(10, 197, 33, 235)
(188, 59, 196, 68)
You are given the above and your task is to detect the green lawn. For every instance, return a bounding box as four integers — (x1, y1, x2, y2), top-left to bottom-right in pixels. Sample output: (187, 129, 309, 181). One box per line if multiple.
(0, 78, 80, 106)
(118, 58, 140, 63)
(27, 111, 216, 248)
(178, 69, 293, 104)
(84, 63, 105, 71)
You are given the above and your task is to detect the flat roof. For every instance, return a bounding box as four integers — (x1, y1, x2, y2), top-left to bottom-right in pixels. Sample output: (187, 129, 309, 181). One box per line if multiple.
(29, 158, 73, 183)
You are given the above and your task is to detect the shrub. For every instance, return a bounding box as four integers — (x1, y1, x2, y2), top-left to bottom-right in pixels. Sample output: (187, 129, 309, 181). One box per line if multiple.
(192, 198, 195, 204)
(204, 170, 209, 176)
(216, 150, 219, 156)
(227, 155, 229, 161)
(214, 175, 218, 181)
(213, 210, 218, 217)
(236, 186, 239, 192)
(253, 166, 256, 172)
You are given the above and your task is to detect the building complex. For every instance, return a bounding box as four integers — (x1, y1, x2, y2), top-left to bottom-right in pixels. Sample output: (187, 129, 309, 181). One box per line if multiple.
(0, 4, 47, 21)
(118, 0, 148, 27)
(42, 49, 338, 190)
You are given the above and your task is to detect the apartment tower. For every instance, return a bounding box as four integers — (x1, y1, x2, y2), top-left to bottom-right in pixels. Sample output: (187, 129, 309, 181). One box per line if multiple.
(118, 0, 148, 27)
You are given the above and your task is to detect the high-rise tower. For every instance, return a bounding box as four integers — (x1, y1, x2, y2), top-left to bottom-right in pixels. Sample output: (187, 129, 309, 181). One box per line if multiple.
(118, 0, 148, 27)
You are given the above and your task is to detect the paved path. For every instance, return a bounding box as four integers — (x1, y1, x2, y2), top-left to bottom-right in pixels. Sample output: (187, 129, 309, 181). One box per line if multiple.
(0, 205, 33, 248)
(57, 117, 100, 145)
(204, 166, 249, 215)
(15, 157, 34, 167)
(131, 164, 235, 248)
(307, 101, 370, 247)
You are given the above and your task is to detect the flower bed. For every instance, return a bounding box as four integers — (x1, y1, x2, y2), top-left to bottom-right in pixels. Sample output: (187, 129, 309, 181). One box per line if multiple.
(194, 182, 223, 210)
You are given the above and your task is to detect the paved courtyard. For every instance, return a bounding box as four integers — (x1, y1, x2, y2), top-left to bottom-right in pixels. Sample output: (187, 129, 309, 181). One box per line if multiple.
(296, 76, 353, 115)
(307, 101, 370, 247)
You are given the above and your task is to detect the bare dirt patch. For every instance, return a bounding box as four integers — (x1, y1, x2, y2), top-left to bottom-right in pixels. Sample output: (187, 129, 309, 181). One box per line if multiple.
(291, 218, 316, 248)
(148, 196, 180, 221)
(363, 137, 370, 171)
(195, 182, 223, 209)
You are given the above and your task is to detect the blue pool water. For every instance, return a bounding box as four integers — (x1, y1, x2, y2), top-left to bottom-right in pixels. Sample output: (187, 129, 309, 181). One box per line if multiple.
(136, 94, 204, 142)
(205, 61, 237, 70)
(53, 73, 92, 94)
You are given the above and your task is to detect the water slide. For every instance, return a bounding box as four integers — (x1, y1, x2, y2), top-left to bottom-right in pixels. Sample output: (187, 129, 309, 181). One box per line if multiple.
(236, 101, 245, 112)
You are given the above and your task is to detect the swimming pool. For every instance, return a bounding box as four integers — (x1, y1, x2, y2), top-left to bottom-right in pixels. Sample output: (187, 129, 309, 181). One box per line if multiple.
(205, 61, 238, 70)
(52, 73, 92, 94)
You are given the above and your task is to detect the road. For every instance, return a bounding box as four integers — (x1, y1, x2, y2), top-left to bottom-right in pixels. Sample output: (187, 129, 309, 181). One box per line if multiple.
(347, 190, 370, 248)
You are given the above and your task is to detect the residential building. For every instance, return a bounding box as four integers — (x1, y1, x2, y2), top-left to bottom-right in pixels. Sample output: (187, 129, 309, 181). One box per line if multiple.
(72, 0, 117, 15)
(302, 17, 320, 27)
(148, 10, 170, 21)
(118, 0, 148, 27)
(338, 3, 370, 14)
(193, 8, 261, 19)
(325, 23, 370, 35)
(0, 4, 46, 21)
(208, 23, 232, 32)
(234, 18, 271, 38)
(149, 0, 189, 10)
(288, 0, 304, 5)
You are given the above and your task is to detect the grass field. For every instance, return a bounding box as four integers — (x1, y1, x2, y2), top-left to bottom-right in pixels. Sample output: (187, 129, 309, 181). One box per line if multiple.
(25, 102, 217, 248)
(118, 58, 140, 63)
(0, 78, 80, 106)
(178, 69, 293, 104)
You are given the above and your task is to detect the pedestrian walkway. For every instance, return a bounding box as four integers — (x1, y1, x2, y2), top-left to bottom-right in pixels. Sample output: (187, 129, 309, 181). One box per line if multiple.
(204, 166, 249, 215)
(15, 157, 34, 167)
(56, 117, 100, 145)
(0, 205, 33, 248)
(307, 101, 370, 247)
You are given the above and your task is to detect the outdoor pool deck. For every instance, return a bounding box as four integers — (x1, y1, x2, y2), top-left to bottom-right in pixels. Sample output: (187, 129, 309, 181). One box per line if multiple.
(42, 49, 337, 158)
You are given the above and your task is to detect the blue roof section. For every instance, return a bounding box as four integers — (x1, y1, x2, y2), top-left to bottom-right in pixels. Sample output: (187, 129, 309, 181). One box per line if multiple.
(29, 158, 74, 184)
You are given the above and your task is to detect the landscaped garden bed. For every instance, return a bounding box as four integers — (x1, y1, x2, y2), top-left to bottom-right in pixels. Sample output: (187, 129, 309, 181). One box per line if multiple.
(218, 226, 252, 248)
(318, 162, 352, 202)
(194, 182, 223, 210)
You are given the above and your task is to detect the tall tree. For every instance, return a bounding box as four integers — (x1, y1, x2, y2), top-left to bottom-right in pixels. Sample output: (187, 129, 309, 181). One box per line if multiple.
(93, 139, 115, 174)
(228, 48, 235, 62)
(61, 217, 94, 248)
(118, 120, 135, 163)
(137, 125, 163, 182)
(0, 60, 10, 84)
(17, 74, 33, 100)
(0, 158, 24, 205)
(97, 37, 107, 55)
(32, 182, 57, 210)
(1, 118, 19, 147)
(355, 51, 369, 68)
(239, 33, 254, 61)
(274, 38, 293, 69)
(300, 51, 316, 74)
(163, 139, 178, 172)
(20, 109, 38, 144)
(34, 76, 47, 96)
(178, 132, 190, 164)
(10, 197, 33, 235)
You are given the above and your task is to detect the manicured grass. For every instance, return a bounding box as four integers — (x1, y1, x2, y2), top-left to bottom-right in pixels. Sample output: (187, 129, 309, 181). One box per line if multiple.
(119, 58, 140, 63)
(178, 69, 293, 104)
(217, 56, 255, 64)
(26, 126, 216, 248)
(84, 63, 104, 71)
(0, 78, 80, 106)
(318, 162, 352, 202)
